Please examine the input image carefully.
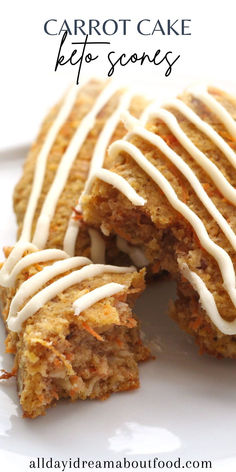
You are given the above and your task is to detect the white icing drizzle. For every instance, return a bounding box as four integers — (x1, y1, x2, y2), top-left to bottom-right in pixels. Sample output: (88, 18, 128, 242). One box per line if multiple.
(7, 263, 135, 332)
(63, 218, 81, 257)
(8, 256, 91, 322)
(2, 249, 69, 288)
(188, 84, 236, 138)
(100, 224, 110, 237)
(64, 90, 133, 257)
(88, 229, 106, 264)
(161, 98, 236, 169)
(33, 81, 124, 250)
(91, 88, 236, 332)
(89, 91, 133, 180)
(2, 82, 236, 336)
(104, 127, 236, 314)
(63, 218, 80, 257)
(116, 236, 149, 268)
(179, 261, 236, 335)
(142, 104, 236, 205)
(83, 168, 146, 207)
(20, 86, 79, 242)
(73, 282, 125, 316)
(0, 242, 38, 287)
(123, 112, 236, 251)
(0, 81, 141, 336)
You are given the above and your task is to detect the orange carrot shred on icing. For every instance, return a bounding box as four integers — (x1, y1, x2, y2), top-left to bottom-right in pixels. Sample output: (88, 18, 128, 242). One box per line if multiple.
(82, 322, 104, 342)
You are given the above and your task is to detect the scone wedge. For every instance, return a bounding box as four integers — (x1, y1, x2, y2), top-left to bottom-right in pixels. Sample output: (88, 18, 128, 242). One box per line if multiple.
(0, 246, 148, 418)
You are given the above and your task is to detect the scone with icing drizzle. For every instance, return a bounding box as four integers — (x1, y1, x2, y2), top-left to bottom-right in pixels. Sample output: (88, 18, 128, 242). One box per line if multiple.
(13, 78, 148, 265)
(82, 85, 236, 358)
(0, 78, 150, 417)
(0, 245, 147, 418)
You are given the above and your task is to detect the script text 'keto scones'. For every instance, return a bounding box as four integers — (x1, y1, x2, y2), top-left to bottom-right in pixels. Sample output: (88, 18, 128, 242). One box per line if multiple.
(82, 85, 236, 358)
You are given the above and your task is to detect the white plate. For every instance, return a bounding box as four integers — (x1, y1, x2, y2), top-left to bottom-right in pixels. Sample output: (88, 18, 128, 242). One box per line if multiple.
(1, 146, 236, 472)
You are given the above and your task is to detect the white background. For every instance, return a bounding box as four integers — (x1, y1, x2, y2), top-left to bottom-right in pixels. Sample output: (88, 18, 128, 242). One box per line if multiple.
(1, 0, 236, 148)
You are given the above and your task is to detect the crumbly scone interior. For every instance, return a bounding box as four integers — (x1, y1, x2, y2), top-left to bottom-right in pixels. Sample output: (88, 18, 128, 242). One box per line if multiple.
(82, 87, 236, 358)
(0, 249, 148, 418)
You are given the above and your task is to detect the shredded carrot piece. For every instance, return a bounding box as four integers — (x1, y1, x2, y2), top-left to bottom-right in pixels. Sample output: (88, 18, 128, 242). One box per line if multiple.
(181, 185, 189, 204)
(162, 133, 179, 147)
(52, 391, 59, 400)
(30, 337, 75, 376)
(72, 207, 84, 221)
(82, 322, 104, 342)
(3, 246, 13, 258)
(35, 264, 43, 272)
(70, 375, 79, 385)
(53, 358, 62, 368)
(50, 225, 59, 232)
(125, 317, 137, 328)
(6, 345, 16, 354)
(189, 317, 202, 331)
(38, 394, 45, 402)
(0, 368, 17, 380)
(152, 261, 160, 274)
(116, 338, 124, 348)
(65, 352, 74, 361)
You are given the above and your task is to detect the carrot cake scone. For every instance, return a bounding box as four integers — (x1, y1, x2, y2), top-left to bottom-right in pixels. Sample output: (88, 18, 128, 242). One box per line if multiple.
(0, 78, 150, 417)
(82, 85, 236, 359)
(0, 245, 147, 418)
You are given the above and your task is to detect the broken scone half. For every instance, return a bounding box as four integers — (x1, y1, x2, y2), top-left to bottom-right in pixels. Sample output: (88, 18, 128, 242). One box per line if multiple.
(81, 84, 236, 358)
(0, 245, 148, 418)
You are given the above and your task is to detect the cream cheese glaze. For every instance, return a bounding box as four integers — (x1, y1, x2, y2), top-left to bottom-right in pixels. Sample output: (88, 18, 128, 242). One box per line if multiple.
(20, 86, 79, 243)
(73, 282, 125, 316)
